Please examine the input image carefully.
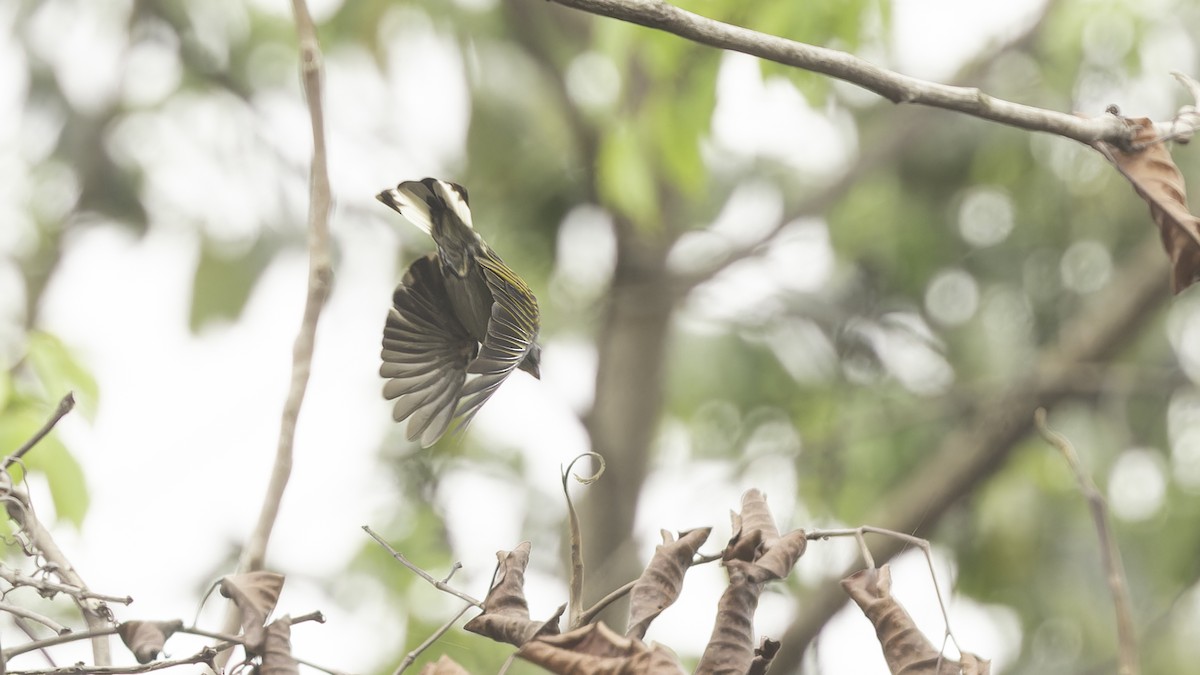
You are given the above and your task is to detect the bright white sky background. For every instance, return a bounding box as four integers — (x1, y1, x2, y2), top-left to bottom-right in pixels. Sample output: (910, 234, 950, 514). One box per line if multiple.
(4, 0, 1199, 672)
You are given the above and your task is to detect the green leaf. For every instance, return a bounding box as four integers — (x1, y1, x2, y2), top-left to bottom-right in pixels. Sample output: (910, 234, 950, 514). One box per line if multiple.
(22, 427, 89, 528)
(26, 331, 98, 421)
(190, 235, 277, 331)
(0, 370, 11, 413)
(597, 123, 659, 229)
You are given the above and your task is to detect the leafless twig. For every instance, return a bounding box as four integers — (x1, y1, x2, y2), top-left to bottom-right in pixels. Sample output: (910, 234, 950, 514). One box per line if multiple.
(807, 526, 961, 656)
(3, 393, 74, 472)
(362, 526, 483, 608)
(1035, 409, 1139, 675)
(0, 565, 131, 605)
(6, 647, 218, 675)
(0, 603, 69, 636)
(544, 0, 1200, 148)
(575, 579, 635, 626)
(392, 603, 474, 675)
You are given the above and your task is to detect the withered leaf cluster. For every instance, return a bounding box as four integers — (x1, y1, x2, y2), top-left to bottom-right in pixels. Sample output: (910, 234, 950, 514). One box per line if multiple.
(113, 571, 307, 673)
(444, 490, 808, 675)
(423, 489, 990, 674)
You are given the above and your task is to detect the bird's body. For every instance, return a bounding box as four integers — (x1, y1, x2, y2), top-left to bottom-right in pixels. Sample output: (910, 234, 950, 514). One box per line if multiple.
(377, 178, 541, 447)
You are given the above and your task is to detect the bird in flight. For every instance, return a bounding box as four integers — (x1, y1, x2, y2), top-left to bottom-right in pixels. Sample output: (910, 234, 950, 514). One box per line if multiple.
(377, 178, 541, 447)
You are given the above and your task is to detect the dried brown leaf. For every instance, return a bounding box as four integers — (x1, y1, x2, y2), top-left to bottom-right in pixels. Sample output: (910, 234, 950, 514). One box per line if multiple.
(219, 571, 285, 652)
(626, 527, 712, 640)
(261, 616, 299, 675)
(753, 528, 807, 580)
(694, 561, 765, 675)
(517, 622, 686, 675)
(418, 655, 472, 675)
(842, 565, 967, 675)
(116, 620, 183, 664)
(724, 489, 780, 561)
(1101, 116, 1200, 293)
(960, 652, 991, 674)
(463, 542, 562, 646)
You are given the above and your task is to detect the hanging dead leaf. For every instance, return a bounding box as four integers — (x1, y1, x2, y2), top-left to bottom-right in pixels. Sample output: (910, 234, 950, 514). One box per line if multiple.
(724, 489, 780, 562)
(701, 491, 808, 674)
(752, 528, 807, 580)
(842, 565, 978, 675)
(694, 561, 764, 675)
(625, 527, 712, 640)
(260, 616, 300, 675)
(219, 571, 285, 653)
(517, 621, 686, 675)
(463, 542, 563, 646)
(1099, 116, 1200, 293)
(418, 655, 472, 675)
(116, 620, 183, 664)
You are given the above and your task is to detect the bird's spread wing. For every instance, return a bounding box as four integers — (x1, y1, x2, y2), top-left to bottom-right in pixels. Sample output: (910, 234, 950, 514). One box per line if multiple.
(380, 253, 477, 447)
(454, 251, 541, 425)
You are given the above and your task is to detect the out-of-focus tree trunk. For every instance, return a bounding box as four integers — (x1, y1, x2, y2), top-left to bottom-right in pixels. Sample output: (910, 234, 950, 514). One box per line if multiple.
(579, 227, 674, 622)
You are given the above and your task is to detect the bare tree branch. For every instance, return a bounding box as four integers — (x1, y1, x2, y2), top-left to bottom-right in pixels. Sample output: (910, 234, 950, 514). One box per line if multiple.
(0, 566, 131, 605)
(665, 0, 1058, 292)
(362, 526, 484, 608)
(235, 0, 334, 579)
(543, 0, 1200, 147)
(217, 0, 333, 664)
(6, 647, 218, 675)
(0, 603, 68, 636)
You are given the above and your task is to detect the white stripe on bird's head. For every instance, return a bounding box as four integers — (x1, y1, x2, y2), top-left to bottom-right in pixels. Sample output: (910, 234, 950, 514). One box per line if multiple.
(431, 179, 474, 230)
(378, 184, 434, 235)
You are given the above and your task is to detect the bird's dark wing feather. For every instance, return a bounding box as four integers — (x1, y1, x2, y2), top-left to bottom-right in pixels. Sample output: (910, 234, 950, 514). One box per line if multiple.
(380, 253, 476, 447)
(454, 251, 540, 425)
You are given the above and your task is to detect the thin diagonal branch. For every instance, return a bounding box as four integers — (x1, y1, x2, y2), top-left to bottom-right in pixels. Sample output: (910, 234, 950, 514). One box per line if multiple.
(544, 0, 1200, 147)
(1035, 409, 1139, 675)
(3, 393, 74, 472)
(362, 526, 483, 608)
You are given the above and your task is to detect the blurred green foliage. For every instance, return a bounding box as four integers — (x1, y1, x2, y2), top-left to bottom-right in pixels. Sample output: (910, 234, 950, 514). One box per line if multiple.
(0, 332, 93, 528)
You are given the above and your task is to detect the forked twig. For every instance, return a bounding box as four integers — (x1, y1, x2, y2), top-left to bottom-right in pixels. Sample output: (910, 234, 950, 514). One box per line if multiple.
(807, 526, 962, 656)
(362, 526, 483, 608)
